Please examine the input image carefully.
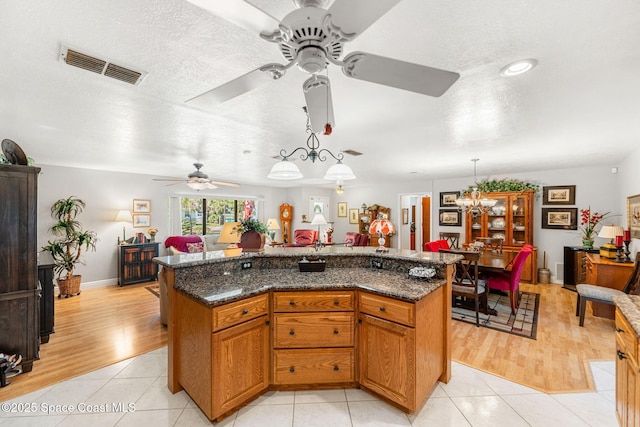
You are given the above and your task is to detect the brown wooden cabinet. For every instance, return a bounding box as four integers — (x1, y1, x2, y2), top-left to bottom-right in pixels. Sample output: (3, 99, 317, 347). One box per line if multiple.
(464, 190, 537, 283)
(358, 288, 445, 413)
(272, 290, 355, 386)
(176, 292, 269, 421)
(118, 243, 159, 285)
(586, 254, 634, 318)
(615, 308, 640, 426)
(0, 165, 41, 373)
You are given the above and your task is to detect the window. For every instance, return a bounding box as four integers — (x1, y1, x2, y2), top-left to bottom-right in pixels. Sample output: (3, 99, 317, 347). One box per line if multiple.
(179, 197, 257, 235)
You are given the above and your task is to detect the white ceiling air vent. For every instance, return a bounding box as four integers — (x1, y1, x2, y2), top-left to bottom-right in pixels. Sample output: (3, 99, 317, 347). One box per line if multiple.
(59, 45, 147, 86)
(342, 149, 363, 156)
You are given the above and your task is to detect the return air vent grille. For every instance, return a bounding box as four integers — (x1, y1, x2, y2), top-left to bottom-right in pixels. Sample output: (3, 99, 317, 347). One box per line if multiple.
(60, 45, 147, 86)
(342, 149, 363, 156)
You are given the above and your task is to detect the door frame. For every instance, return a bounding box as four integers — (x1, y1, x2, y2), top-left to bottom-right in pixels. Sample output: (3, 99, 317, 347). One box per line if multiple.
(397, 192, 432, 251)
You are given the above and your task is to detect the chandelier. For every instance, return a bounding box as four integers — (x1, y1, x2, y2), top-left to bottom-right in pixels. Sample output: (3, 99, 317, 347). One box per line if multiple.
(267, 107, 356, 181)
(455, 159, 497, 215)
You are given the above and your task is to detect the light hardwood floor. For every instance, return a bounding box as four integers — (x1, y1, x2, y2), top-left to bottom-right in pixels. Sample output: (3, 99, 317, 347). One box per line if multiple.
(0, 280, 614, 402)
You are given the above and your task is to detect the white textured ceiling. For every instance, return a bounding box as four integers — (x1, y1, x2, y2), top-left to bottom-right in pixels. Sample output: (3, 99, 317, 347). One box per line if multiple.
(1, 0, 639, 189)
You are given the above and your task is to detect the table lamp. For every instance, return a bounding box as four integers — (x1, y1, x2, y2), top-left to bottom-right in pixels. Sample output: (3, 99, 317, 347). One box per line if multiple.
(369, 216, 395, 252)
(266, 218, 280, 243)
(218, 221, 242, 257)
(311, 213, 327, 242)
(598, 225, 624, 259)
(115, 210, 132, 244)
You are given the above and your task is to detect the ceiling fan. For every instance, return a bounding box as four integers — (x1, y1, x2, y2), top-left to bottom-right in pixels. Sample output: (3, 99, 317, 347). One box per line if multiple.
(185, 0, 460, 134)
(153, 163, 240, 190)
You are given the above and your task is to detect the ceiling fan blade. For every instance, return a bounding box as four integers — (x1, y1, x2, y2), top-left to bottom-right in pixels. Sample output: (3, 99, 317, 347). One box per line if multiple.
(184, 0, 280, 35)
(207, 180, 240, 187)
(303, 75, 335, 135)
(342, 52, 460, 97)
(327, 0, 402, 38)
(152, 178, 186, 182)
(186, 67, 277, 108)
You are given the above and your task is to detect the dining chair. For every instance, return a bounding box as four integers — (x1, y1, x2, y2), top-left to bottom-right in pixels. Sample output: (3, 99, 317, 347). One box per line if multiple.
(439, 232, 461, 249)
(484, 246, 532, 314)
(440, 249, 485, 326)
(475, 237, 504, 253)
(576, 252, 640, 326)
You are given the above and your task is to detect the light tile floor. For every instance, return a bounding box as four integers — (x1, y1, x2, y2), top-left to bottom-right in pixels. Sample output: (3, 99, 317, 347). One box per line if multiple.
(0, 347, 618, 426)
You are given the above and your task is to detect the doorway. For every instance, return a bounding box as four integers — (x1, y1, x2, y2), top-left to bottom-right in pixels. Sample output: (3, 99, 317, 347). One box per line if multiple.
(398, 193, 432, 251)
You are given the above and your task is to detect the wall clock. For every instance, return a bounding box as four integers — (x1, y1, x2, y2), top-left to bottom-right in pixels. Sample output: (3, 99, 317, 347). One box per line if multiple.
(280, 203, 292, 244)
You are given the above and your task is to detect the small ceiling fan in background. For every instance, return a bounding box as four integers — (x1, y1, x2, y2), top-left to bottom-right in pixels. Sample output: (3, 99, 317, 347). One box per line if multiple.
(153, 163, 240, 190)
(185, 0, 460, 134)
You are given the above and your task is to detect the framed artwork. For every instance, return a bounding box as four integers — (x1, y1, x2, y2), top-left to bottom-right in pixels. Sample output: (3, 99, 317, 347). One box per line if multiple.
(541, 207, 578, 230)
(439, 209, 461, 226)
(349, 208, 359, 224)
(440, 191, 460, 207)
(309, 195, 329, 220)
(337, 202, 347, 217)
(133, 199, 151, 213)
(133, 214, 151, 228)
(543, 185, 576, 205)
(627, 193, 640, 238)
(402, 208, 409, 224)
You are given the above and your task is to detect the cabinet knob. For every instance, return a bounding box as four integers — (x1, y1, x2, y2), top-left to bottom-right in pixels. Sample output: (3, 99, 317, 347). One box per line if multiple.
(241, 309, 249, 315)
(333, 329, 339, 335)
(289, 367, 295, 373)
(289, 301, 295, 306)
(616, 327, 624, 333)
(289, 330, 295, 336)
(333, 365, 339, 371)
(333, 300, 340, 306)
(617, 349, 628, 360)
(379, 306, 386, 312)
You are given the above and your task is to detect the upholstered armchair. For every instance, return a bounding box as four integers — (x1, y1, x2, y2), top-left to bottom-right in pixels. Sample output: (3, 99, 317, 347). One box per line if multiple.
(292, 229, 318, 246)
(423, 239, 450, 252)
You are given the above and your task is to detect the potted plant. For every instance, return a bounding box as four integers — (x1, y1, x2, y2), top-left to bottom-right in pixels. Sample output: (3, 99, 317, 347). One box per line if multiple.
(42, 196, 98, 297)
(578, 207, 612, 249)
(235, 218, 268, 252)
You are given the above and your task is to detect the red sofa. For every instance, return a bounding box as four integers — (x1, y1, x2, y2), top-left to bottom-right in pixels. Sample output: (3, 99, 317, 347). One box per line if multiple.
(344, 232, 369, 246)
(284, 229, 318, 247)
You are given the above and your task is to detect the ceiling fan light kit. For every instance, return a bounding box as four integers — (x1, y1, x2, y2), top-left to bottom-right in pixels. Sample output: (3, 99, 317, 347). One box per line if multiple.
(153, 163, 239, 190)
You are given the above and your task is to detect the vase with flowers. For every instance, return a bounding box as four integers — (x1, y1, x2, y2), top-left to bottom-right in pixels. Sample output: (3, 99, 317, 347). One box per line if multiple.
(579, 207, 611, 249)
(147, 227, 159, 242)
(326, 226, 333, 243)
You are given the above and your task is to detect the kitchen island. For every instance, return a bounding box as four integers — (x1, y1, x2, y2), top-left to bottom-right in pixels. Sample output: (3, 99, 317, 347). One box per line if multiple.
(154, 246, 459, 421)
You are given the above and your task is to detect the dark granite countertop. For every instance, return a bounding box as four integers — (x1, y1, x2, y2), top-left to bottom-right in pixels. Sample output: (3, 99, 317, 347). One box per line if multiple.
(176, 268, 445, 307)
(614, 294, 640, 337)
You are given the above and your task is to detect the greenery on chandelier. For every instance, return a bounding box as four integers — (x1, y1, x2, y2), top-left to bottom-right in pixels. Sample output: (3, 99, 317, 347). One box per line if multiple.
(464, 178, 540, 194)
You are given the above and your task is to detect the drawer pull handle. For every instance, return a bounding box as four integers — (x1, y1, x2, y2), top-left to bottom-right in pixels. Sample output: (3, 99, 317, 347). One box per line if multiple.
(289, 330, 295, 336)
(289, 301, 296, 306)
(333, 365, 339, 371)
(334, 300, 340, 305)
(241, 309, 249, 315)
(616, 327, 624, 333)
(618, 349, 628, 360)
(379, 306, 386, 312)
(333, 329, 339, 335)
(289, 367, 295, 373)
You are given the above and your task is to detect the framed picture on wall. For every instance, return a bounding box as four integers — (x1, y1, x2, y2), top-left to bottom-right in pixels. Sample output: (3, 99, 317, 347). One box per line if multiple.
(337, 202, 347, 217)
(627, 193, 640, 238)
(133, 214, 151, 228)
(349, 208, 359, 224)
(440, 191, 459, 207)
(541, 207, 577, 229)
(543, 185, 576, 205)
(439, 209, 461, 226)
(133, 199, 151, 213)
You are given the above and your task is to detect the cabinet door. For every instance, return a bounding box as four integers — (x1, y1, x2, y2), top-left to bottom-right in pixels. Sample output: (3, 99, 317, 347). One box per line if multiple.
(510, 193, 530, 245)
(212, 314, 269, 418)
(358, 313, 415, 410)
(617, 335, 628, 425)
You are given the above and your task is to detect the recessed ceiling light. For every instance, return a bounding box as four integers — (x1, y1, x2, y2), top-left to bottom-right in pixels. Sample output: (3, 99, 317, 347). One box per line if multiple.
(500, 59, 538, 77)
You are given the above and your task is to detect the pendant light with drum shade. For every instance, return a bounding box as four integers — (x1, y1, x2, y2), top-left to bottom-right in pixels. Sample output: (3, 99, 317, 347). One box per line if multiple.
(268, 107, 355, 181)
(455, 159, 497, 216)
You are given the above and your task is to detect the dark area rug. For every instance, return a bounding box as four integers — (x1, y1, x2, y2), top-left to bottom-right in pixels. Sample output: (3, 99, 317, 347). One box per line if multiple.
(452, 291, 540, 339)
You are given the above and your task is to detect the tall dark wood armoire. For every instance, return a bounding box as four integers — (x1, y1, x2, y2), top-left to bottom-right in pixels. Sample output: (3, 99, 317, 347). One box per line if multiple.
(0, 164, 40, 372)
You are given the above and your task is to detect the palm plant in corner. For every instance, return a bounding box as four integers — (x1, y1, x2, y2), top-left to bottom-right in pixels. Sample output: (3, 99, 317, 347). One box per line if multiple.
(42, 196, 98, 298)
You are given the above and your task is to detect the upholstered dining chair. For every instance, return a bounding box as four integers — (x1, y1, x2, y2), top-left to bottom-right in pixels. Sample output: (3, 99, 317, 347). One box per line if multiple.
(439, 232, 461, 249)
(440, 249, 484, 326)
(424, 239, 450, 252)
(475, 237, 504, 253)
(576, 252, 640, 326)
(484, 246, 532, 314)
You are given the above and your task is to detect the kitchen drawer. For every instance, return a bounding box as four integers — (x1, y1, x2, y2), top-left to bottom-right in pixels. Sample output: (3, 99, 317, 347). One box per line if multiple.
(273, 291, 354, 312)
(273, 348, 354, 385)
(212, 293, 269, 332)
(358, 292, 415, 327)
(616, 310, 638, 363)
(273, 313, 354, 348)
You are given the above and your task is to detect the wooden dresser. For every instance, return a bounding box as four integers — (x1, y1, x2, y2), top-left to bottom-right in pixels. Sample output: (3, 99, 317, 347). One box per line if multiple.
(585, 254, 634, 318)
